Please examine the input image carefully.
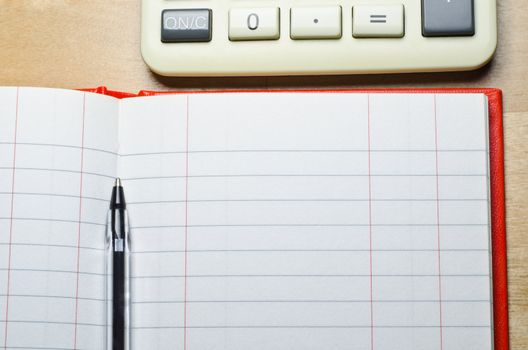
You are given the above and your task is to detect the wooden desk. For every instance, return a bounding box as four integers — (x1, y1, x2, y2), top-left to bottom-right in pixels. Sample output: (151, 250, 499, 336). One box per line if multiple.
(1, 1, 526, 347)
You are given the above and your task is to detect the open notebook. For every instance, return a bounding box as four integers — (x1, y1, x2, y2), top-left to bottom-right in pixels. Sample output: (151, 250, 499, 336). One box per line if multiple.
(0, 87, 503, 350)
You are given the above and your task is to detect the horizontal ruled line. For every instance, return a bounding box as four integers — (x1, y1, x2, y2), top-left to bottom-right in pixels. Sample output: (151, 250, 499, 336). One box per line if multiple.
(119, 149, 487, 157)
(127, 198, 487, 205)
(0, 191, 107, 202)
(0, 320, 490, 329)
(0, 345, 89, 350)
(0, 269, 490, 279)
(0, 295, 490, 304)
(132, 299, 490, 304)
(0, 245, 490, 254)
(132, 274, 489, 279)
(0, 319, 104, 327)
(0, 245, 489, 254)
(131, 248, 489, 254)
(131, 325, 490, 330)
(131, 223, 487, 230)
(0, 141, 118, 156)
(0, 217, 105, 227)
(0, 268, 105, 277)
(0, 143, 487, 157)
(0, 294, 104, 302)
(0, 242, 104, 251)
(121, 174, 487, 181)
(0, 167, 487, 181)
(0, 166, 114, 179)
(0, 195, 488, 204)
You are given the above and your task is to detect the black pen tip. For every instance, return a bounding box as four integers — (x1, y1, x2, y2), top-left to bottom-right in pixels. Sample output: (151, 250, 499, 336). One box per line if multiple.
(111, 178, 126, 209)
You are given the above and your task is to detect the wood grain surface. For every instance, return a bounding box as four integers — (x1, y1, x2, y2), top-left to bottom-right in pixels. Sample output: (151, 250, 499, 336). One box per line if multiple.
(0, 1, 526, 348)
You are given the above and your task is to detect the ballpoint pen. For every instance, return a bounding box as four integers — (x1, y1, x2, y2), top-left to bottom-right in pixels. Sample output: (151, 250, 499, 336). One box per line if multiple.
(106, 178, 130, 350)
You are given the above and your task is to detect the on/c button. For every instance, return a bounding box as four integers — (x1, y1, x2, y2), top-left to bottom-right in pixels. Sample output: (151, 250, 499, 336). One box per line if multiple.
(161, 9, 212, 43)
(229, 8, 280, 41)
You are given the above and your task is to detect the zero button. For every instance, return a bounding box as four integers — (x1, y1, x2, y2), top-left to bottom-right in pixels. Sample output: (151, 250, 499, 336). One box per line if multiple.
(229, 8, 280, 41)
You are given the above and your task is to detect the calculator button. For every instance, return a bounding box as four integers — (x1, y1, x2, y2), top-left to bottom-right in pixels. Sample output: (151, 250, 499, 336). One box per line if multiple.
(229, 8, 280, 41)
(161, 9, 212, 43)
(422, 0, 474, 37)
(353, 5, 404, 38)
(290, 6, 342, 40)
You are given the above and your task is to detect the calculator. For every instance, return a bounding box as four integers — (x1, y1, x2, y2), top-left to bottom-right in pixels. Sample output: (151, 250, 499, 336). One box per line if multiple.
(140, 0, 497, 76)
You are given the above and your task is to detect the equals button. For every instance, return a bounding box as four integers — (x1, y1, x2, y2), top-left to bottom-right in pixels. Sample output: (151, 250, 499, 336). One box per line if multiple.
(353, 5, 405, 38)
(370, 14, 387, 23)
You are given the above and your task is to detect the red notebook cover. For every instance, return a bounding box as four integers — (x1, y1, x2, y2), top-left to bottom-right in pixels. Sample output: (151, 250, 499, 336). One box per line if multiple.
(83, 87, 507, 350)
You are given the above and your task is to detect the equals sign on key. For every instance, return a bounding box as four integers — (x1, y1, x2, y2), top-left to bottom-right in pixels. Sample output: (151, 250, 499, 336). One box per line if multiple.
(370, 14, 387, 23)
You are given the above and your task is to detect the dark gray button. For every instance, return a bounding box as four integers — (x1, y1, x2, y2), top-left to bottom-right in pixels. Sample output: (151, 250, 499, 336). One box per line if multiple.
(161, 9, 212, 43)
(422, 0, 474, 37)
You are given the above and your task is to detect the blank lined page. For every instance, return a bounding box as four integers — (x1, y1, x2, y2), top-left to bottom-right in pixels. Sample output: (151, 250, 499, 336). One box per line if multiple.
(0, 87, 119, 349)
(119, 92, 492, 350)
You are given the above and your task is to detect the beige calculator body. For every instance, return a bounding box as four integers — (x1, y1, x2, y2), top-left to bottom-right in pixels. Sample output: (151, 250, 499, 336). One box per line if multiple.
(141, 0, 497, 76)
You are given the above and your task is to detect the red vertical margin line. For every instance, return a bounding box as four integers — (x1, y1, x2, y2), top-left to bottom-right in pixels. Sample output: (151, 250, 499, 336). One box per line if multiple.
(366, 94, 374, 350)
(3, 87, 20, 350)
(73, 93, 87, 349)
(433, 94, 444, 350)
(183, 95, 190, 350)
